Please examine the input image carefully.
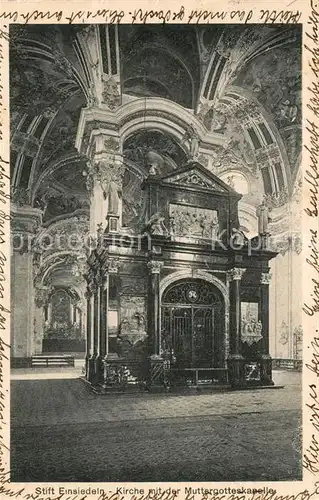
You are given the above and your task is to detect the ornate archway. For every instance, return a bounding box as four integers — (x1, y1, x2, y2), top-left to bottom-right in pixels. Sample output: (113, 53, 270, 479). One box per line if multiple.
(161, 278, 226, 369)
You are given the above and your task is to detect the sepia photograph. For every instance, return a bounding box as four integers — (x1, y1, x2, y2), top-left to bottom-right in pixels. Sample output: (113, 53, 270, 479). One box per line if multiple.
(9, 23, 302, 483)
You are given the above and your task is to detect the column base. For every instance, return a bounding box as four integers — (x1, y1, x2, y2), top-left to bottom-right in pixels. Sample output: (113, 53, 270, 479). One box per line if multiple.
(227, 355, 246, 388)
(87, 355, 103, 385)
(259, 354, 274, 386)
(86, 355, 95, 383)
(147, 355, 169, 392)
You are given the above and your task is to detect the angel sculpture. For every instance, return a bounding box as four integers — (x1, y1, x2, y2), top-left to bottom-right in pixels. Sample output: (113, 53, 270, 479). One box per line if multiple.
(182, 124, 200, 161)
(144, 212, 168, 236)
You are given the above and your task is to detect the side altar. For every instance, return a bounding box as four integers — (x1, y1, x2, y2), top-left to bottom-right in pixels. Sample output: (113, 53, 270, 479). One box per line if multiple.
(84, 161, 277, 391)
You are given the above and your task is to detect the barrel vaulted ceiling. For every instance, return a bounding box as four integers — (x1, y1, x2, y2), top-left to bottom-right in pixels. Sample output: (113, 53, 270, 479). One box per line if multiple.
(10, 24, 301, 224)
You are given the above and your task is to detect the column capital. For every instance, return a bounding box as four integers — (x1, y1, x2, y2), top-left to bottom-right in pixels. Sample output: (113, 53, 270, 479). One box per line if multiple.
(147, 260, 164, 274)
(261, 272, 272, 285)
(87, 275, 98, 295)
(229, 267, 246, 281)
(12, 205, 43, 238)
(95, 268, 104, 287)
(34, 285, 52, 308)
(107, 258, 119, 274)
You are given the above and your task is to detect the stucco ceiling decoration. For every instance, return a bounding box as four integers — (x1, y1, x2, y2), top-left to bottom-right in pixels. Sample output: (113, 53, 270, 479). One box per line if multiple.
(195, 25, 301, 207)
(10, 24, 301, 228)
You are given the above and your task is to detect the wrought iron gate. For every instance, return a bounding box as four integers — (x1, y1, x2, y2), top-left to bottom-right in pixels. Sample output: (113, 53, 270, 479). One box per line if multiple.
(161, 279, 224, 368)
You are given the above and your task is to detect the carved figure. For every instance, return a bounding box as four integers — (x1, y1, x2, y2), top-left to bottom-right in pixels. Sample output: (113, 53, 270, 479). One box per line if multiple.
(169, 215, 176, 236)
(98, 161, 125, 216)
(255, 320, 263, 336)
(149, 165, 158, 176)
(199, 215, 212, 239)
(211, 217, 219, 240)
(256, 200, 271, 235)
(182, 125, 199, 160)
(277, 99, 298, 125)
(145, 212, 167, 236)
(106, 179, 121, 214)
(231, 228, 246, 246)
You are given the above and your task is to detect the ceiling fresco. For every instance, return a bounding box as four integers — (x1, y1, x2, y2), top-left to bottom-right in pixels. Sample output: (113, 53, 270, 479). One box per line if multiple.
(10, 24, 302, 226)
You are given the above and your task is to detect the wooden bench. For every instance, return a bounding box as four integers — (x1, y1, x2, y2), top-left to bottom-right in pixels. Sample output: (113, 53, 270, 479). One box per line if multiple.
(31, 355, 75, 368)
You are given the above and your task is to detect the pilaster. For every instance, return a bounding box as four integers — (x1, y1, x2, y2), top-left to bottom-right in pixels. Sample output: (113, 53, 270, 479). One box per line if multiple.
(11, 205, 43, 360)
(259, 271, 274, 385)
(227, 267, 246, 388)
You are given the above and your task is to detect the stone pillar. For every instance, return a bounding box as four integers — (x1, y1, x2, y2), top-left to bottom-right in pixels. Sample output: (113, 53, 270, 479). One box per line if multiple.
(227, 267, 246, 388)
(99, 276, 108, 359)
(85, 288, 92, 379)
(104, 258, 119, 359)
(34, 286, 51, 355)
(147, 260, 164, 355)
(147, 260, 165, 391)
(92, 274, 102, 383)
(259, 272, 274, 385)
(11, 205, 43, 364)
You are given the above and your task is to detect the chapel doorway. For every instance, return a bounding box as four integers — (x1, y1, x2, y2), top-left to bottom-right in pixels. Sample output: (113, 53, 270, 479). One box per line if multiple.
(161, 279, 225, 369)
(42, 288, 86, 354)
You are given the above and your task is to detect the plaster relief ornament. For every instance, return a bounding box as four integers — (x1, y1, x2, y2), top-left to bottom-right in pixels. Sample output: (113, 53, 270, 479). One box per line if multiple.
(82, 162, 94, 193)
(71, 254, 89, 278)
(87, 81, 98, 107)
(11, 186, 30, 206)
(101, 76, 121, 110)
(104, 137, 120, 153)
(107, 258, 119, 274)
(263, 189, 289, 209)
(34, 286, 52, 308)
(182, 124, 200, 161)
(169, 204, 219, 240)
(241, 302, 263, 346)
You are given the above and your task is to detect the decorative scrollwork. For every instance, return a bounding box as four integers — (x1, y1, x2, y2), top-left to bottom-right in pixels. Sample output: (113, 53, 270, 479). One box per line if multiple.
(261, 272, 272, 285)
(229, 268, 246, 281)
(147, 260, 164, 274)
(162, 278, 221, 306)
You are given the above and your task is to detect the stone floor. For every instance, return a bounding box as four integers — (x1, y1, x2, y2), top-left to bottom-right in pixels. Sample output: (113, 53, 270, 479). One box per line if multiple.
(11, 369, 302, 483)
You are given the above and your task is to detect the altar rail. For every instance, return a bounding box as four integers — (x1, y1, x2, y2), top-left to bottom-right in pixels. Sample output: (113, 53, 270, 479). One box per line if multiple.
(272, 358, 302, 371)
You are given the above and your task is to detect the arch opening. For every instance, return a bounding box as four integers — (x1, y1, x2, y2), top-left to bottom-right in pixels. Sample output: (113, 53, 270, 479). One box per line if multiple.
(161, 278, 226, 371)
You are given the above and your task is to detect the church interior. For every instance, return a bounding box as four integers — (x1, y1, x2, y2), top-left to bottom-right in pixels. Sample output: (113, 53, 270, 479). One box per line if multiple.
(10, 24, 302, 391)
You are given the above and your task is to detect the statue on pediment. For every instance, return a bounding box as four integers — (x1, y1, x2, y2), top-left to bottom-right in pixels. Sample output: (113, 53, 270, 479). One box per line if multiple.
(231, 228, 246, 246)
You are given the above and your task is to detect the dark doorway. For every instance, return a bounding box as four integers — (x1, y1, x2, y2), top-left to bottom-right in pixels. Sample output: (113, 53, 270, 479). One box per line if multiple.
(161, 279, 225, 368)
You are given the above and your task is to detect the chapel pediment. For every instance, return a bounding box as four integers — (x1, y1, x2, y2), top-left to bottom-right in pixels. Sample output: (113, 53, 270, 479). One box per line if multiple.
(157, 162, 233, 194)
